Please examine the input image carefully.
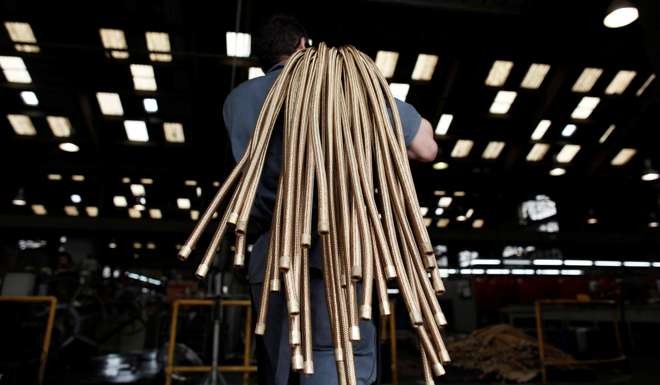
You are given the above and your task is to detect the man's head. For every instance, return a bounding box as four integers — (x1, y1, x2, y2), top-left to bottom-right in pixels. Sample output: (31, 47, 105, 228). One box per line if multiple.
(254, 14, 308, 71)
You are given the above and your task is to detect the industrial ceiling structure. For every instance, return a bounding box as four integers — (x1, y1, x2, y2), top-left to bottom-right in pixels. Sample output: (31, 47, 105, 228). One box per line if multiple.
(1, 0, 659, 271)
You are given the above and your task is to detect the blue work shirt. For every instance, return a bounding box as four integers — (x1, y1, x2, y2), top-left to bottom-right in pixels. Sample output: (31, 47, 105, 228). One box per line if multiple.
(223, 62, 422, 284)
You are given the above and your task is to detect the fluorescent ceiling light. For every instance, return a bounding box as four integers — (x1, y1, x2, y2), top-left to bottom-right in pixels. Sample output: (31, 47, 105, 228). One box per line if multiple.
(0, 55, 31, 83)
(130, 184, 146, 196)
(549, 167, 566, 176)
(411, 54, 438, 81)
(86, 206, 99, 217)
(595, 260, 622, 267)
(435, 114, 453, 136)
(225, 32, 251, 57)
(163, 122, 185, 143)
(64, 206, 79, 216)
(389, 83, 410, 101)
(48, 174, 62, 181)
(511, 269, 535, 275)
(531, 120, 551, 140)
(605, 70, 636, 95)
(190, 210, 200, 220)
(15, 44, 40, 53)
(482, 141, 505, 159)
(128, 208, 141, 219)
(451, 139, 474, 158)
(472, 219, 484, 228)
(99, 28, 127, 49)
(599, 124, 615, 144)
(604, 5, 639, 28)
(32, 204, 47, 215)
(561, 124, 577, 137)
(4, 22, 37, 43)
(248, 67, 265, 79)
(141, 178, 153, 184)
(438, 197, 453, 207)
(533, 259, 563, 266)
(420, 207, 428, 216)
(71, 175, 85, 182)
(432, 161, 448, 170)
(96, 92, 124, 116)
(572, 67, 602, 92)
(489, 90, 517, 114)
(59, 142, 79, 152)
(177, 198, 191, 209)
(20, 90, 38, 106)
(423, 218, 432, 227)
(556, 144, 580, 163)
(564, 260, 593, 266)
(520, 63, 550, 89)
(610, 148, 636, 166)
(503, 259, 532, 266)
(184, 180, 197, 186)
(113, 196, 128, 207)
(486, 269, 510, 275)
(47, 116, 72, 137)
(149, 208, 162, 219)
(124, 120, 149, 142)
(436, 218, 450, 228)
(143, 98, 158, 113)
(471, 259, 501, 265)
(485, 60, 513, 87)
(526, 143, 549, 162)
(111, 51, 129, 59)
(571, 96, 600, 119)
(536, 269, 560, 275)
(147, 242, 156, 250)
(454, 191, 466, 197)
(145, 32, 170, 52)
(636, 74, 655, 96)
(375, 51, 399, 78)
(466, 208, 474, 218)
(7, 114, 36, 135)
(130, 64, 157, 91)
(561, 269, 584, 276)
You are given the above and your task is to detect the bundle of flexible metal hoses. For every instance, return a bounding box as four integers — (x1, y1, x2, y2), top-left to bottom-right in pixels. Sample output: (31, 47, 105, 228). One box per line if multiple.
(177, 43, 449, 385)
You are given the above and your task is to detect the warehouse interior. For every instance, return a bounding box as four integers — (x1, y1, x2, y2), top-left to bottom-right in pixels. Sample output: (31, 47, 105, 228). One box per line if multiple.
(1, 0, 659, 384)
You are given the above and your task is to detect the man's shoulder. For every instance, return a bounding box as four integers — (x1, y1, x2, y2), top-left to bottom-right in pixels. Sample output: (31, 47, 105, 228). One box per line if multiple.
(225, 72, 276, 105)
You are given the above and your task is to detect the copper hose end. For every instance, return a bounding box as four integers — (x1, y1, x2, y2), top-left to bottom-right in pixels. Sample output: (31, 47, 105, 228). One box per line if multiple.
(381, 300, 391, 316)
(351, 264, 362, 279)
(303, 361, 314, 375)
(318, 221, 330, 234)
(255, 322, 266, 335)
(279, 255, 291, 271)
(177, 244, 193, 261)
(424, 255, 436, 270)
(292, 353, 304, 371)
(411, 311, 424, 326)
(350, 325, 361, 341)
(431, 270, 445, 295)
(440, 347, 451, 363)
(235, 220, 247, 234)
(302, 233, 312, 246)
(290, 330, 301, 345)
(432, 363, 445, 377)
(434, 312, 447, 327)
(233, 252, 245, 268)
(385, 265, 397, 279)
(334, 348, 344, 362)
(287, 299, 300, 315)
(195, 263, 209, 279)
(228, 212, 239, 224)
(359, 305, 372, 320)
(270, 278, 281, 292)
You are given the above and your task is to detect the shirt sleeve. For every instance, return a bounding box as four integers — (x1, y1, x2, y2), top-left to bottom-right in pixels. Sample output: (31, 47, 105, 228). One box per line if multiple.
(393, 98, 422, 147)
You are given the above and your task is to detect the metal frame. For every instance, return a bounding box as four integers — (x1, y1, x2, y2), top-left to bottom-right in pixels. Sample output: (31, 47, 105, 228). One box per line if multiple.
(0, 295, 58, 385)
(164, 298, 255, 385)
(534, 299, 626, 384)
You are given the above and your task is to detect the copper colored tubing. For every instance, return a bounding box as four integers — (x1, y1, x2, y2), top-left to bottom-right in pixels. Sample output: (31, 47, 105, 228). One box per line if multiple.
(183, 44, 450, 381)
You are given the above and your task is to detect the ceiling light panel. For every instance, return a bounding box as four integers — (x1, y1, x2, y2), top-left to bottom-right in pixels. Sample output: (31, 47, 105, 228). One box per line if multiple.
(482, 141, 505, 159)
(485, 60, 513, 87)
(610, 148, 636, 166)
(225, 32, 251, 57)
(0, 55, 32, 83)
(96, 92, 124, 116)
(130, 64, 157, 91)
(556, 144, 581, 163)
(46, 116, 72, 137)
(572, 67, 603, 92)
(571, 96, 600, 119)
(520, 63, 550, 89)
(489, 90, 517, 114)
(451, 139, 474, 158)
(124, 120, 149, 142)
(531, 120, 551, 140)
(163, 122, 185, 143)
(435, 114, 453, 136)
(4, 22, 37, 43)
(526, 143, 549, 162)
(605, 70, 636, 95)
(389, 83, 410, 101)
(411, 54, 438, 81)
(375, 51, 399, 78)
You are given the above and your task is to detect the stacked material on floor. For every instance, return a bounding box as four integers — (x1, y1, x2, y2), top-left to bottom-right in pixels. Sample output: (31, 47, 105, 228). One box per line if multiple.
(447, 324, 576, 383)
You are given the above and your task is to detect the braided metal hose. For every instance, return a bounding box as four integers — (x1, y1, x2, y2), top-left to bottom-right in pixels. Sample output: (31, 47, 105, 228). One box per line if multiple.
(180, 43, 449, 384)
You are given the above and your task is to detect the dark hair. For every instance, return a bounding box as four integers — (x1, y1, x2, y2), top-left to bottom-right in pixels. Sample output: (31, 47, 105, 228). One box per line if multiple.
(254, 14, 308, 71)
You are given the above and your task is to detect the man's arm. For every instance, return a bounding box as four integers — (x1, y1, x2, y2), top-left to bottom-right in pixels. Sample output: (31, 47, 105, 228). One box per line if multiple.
(407, 118, 438, 162)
